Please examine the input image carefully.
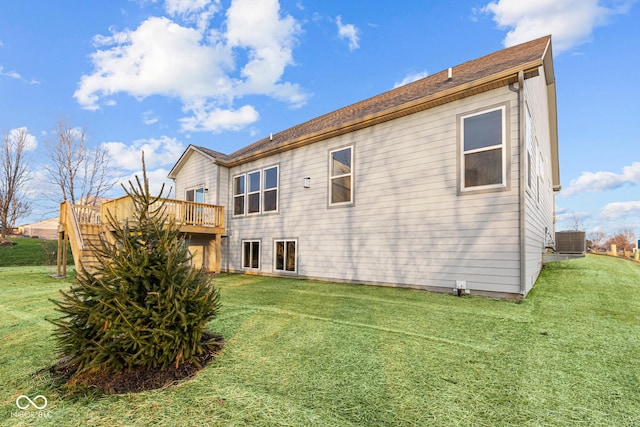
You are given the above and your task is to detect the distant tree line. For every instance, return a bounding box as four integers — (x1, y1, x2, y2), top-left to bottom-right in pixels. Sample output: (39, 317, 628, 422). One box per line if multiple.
(587, 229, 637, 252)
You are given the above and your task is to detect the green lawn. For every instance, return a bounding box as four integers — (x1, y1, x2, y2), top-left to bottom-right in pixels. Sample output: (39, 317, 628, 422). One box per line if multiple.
(1, 255, 639, 426)
(0, 238, 66, 267)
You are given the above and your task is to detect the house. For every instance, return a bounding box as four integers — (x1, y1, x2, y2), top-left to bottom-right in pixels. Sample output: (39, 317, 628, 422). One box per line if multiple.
(50, 35, 556, 297)
(167, 35, 560, 298)
(18, 218, 60, 240)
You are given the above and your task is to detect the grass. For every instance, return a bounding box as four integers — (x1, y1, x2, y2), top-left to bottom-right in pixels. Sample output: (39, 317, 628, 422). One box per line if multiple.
(1, 255, 639, 426)
(0, 237, 66, 267)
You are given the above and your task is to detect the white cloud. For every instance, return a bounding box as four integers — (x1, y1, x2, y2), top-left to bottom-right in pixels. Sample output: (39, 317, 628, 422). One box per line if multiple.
(555, 210, 592, 232)
(165, 0, 221, 31)
(7, 127, 38, 151)
(562, 162, 640, 197)
(482, 0, 636, 53)
(179, 104, 259, 133)
(142, 110, 160, 125)
(0, 65, 40, 85)
(600, 201, 640, 220)
(336, 15, 360, 51)
(103, 136, 185, 170)
(74, 16, 234, 109)
(119, 167, 175, 199)
(0, 65, 21, 80)
(393, 71, 428, 88)
(225, 0, 305, 104)
(165, 0, 215, 16)
(75, 0, 307, 133)
(556, 210, 592, 223)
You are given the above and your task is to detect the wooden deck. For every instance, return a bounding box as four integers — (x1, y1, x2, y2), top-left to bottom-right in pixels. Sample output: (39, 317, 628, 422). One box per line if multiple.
(57, 197, 225, 277)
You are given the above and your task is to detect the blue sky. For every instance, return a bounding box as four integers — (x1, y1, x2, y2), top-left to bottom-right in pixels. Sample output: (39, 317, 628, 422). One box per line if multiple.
(1, 0, 639, 240)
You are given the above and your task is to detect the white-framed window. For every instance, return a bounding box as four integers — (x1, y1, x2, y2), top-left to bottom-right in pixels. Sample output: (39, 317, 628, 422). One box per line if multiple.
(263, 166, 278, 212)
(233, 175, 245, 215)
(185, 186, 205, 223)
(274, 239, 297, 273)
(329, 146, 353, 205)
(242, 240, 260, 270)
(233, 165, 279, 216)
(247, 170, 261, 214)
(185, 186, 205, 203)
(460, 105, 507, 192)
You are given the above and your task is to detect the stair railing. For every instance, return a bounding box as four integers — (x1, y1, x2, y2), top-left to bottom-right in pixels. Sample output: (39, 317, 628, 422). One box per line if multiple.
(58, 200, 86, 275)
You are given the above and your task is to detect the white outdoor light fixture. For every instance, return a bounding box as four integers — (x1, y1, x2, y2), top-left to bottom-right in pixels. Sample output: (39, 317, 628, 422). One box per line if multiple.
(303, 177, 311, 188)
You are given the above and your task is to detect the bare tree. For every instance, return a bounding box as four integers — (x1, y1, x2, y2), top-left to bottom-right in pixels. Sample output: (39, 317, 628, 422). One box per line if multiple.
(569, 213, 585, 231)
(45, 119, 114, 206)
(618, 229, 636, 251)
(0, 128, 33, 239)
(606, 229, 637, 252)
(587, 231, 607, 251)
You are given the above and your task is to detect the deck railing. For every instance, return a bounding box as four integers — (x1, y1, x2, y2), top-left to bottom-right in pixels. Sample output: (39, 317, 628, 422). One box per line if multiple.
(73, 204, 101, 225)
(58, 197, 224, 277)
(97, 196, 225, 229)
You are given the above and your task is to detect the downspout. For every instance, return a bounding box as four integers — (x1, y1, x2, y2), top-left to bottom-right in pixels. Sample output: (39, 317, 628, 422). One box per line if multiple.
(224, 166, 231, 272)
(509, 70, 527, 296)
(519, 71, 527, 296)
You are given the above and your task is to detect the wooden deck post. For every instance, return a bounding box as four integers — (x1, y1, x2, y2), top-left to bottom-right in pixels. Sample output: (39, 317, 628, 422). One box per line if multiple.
(62, 232, 68, 278)
(205, 235, 222, 274)
(214, 235, 221, 274)
(57, 230, 63, 277)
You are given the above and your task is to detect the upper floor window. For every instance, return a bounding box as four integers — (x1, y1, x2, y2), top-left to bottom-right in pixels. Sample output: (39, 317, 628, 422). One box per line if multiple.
(248, 170, 261, 214)
(460, 106, 506, 192)
(233, 165, 279, 216)
(233, 175, 245, 215)
(185, 186, 205, 223)
(263, 166, 278, 212)
(329, 146, 353, 205)
(186, 186, 205, 203)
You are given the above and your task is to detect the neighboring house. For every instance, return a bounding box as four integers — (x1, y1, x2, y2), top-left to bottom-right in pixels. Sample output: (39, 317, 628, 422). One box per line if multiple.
(18, 218, 59, 240)
(168, 35, 560, 298)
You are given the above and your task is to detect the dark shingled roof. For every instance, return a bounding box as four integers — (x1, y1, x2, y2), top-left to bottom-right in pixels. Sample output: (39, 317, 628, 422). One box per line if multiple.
(197, 35, 552, 166)
(193, 146, 231, 162)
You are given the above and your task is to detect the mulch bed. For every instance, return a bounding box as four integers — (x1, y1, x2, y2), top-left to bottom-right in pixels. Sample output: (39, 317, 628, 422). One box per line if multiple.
(0, 238, 16, 246)
(49, 332, 224, 395)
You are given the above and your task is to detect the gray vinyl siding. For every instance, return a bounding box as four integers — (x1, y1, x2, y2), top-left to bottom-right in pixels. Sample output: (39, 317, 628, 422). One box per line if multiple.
(523, 68, 556, 294)
(173, 151, 219, 205)
(224, 86, 523, 295)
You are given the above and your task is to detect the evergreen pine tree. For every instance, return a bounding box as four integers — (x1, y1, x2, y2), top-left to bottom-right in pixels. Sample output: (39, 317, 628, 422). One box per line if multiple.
(49, 154, 221, 373)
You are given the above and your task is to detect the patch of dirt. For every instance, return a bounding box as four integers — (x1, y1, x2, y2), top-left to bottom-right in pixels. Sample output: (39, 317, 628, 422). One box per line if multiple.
(0, 238, 16, 246)
(49, 331, 224, 395)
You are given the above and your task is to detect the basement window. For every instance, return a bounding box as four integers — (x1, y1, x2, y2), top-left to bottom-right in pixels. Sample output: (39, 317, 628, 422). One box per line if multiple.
(242, 240, 260, 270)
(274, 239, 297, 273)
